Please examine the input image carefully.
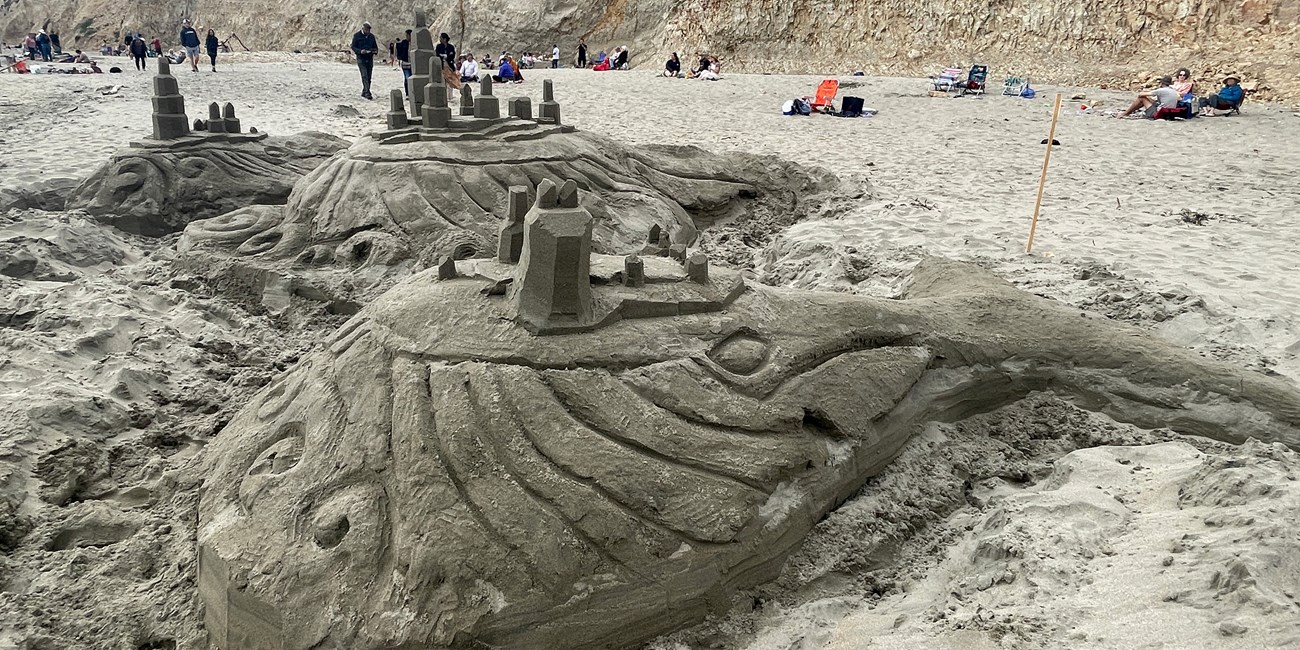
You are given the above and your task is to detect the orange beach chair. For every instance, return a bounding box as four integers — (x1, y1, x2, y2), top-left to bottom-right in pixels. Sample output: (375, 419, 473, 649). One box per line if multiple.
(804, 79, 839, 113)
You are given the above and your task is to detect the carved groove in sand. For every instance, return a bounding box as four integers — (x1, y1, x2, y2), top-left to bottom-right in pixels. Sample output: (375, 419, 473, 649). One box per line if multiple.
(197, 174, 1300, 649)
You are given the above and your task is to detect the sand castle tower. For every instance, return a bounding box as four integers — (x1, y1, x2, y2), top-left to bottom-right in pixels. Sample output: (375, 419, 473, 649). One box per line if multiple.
(151, 57, 190, 140)
(475, 76, 500, 119)
(497, 186, 529, 263)
(511, 179, 592, 326)
(407, 11, 436, 117)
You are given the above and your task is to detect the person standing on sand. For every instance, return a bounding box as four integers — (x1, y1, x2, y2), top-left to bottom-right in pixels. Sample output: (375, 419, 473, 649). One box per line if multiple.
(35, 30, 51, 62)
(150, 35, 163, 57)
(180, 20, 201, 72)
(551, 43, 560, 68)
(205, 29, 219, 72)
(576, 38, 587, 68)
(396, 29, 412, 91)
(435, 33, 456, 72)
(129, 33, 147, 70)
(351, 22, 378, 99)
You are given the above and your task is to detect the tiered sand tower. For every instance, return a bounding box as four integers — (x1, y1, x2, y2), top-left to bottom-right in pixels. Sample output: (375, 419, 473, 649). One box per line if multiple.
(150, 57, 190, 140)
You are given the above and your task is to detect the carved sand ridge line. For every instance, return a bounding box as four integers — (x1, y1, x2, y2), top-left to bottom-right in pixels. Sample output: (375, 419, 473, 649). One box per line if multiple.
(544, 370, 827, 491)
(461, 364, 636, 578)
(542, 372, 775, 494)
(478, 365, 703, 558)
(504, 367, 758, 544)
(424, 364, 551, 591)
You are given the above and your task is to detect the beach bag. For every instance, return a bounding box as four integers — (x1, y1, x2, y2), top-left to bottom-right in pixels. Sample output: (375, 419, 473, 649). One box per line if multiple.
(793, 98, 812, 115)
(1020, 86, 1036, 99)
(839, 96, 865, 117)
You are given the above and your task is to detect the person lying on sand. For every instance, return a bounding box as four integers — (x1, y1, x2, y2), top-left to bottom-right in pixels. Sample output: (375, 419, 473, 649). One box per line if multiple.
(1116, 76, 1179, 118)
(1198, 76, 1244, 116)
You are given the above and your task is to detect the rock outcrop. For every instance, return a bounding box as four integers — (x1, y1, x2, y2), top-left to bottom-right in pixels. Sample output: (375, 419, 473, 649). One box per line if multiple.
(4, 0, 1299, 102)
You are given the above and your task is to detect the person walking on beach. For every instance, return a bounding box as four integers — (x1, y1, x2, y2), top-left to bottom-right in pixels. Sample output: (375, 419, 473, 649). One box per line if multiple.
(205, 29, 219, 71)
(551, 43, 560, 68)
(576, 38, 587, 68)
(180, 20, 201, 72)
(129, 34, 148, 71)
(351, 22, 378, 99)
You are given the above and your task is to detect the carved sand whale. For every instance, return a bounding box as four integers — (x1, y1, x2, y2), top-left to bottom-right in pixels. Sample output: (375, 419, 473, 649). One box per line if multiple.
(196, 179, 1300, 650)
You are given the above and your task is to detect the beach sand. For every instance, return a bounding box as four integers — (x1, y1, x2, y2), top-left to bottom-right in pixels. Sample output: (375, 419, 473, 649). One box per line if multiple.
(2, 57, 1299, 649)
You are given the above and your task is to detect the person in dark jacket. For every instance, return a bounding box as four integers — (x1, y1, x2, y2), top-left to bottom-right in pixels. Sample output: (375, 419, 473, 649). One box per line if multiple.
(396, 29, 412, 92)
(576, 38, 587, 68)
(129, 34, 148, 71)
(435, 33, 455, 72)
(35, 30, 51, 62)
(180, 19, 201, 72)
(351, 22, 379, 99)
(205, 29, 220, 72)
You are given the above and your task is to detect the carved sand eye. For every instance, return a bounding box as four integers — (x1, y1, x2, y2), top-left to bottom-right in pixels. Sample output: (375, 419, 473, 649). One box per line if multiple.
(313, 511, 350, 549)
(707, 332, 770, 375)
(247, 424, 304, 476)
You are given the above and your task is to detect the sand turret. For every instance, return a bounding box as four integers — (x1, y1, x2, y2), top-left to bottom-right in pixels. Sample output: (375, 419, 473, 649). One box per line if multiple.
(475, 76, 500, 119)
(150, 57, 190, 140)
(408, 11, 436, 117)
(512, 179, 592, 326)
(497, 185, 529, 263)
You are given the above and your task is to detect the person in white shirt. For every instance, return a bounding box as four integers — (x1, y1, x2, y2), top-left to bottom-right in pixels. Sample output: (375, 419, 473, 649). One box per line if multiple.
(1118, 75, 1181, 118)
(459, 54, 479, 82)
(551, 44, 560, 69)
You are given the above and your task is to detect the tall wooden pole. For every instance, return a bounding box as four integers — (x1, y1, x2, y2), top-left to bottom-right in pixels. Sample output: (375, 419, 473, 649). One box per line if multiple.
(1026, 93, 1063, 254)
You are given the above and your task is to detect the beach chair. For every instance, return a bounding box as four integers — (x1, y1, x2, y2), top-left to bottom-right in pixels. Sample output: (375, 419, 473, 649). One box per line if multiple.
(804, 79, 839, 113)
(931, 68, 963, 93)
(1002, 76, 1028, 96)
(963, 65, 988, 95)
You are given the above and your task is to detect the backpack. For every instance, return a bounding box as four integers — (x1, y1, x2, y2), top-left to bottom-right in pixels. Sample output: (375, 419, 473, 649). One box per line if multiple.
(793, 98, 812, 115)
(839, 96, 865, 117)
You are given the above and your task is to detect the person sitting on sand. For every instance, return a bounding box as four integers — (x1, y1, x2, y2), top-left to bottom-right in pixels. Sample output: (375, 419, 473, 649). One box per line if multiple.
(663, 52, 681, 77)
(612, 46, 629, 70)
(1171, 68, 1194, 99)
(494, 56, 517, 83)
(1198, 76, 1244, 116)
(1117, 76, 1180, 118)
(73, 49, 91, 63)
(459, 53, 479, 82)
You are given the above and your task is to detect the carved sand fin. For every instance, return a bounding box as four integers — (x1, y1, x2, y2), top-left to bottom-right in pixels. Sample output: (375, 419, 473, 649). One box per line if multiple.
(647, 224, 661, 244)
(536, 179, 559, 209)
(437, 256, 457, 280)
(558, 180, 579, 208)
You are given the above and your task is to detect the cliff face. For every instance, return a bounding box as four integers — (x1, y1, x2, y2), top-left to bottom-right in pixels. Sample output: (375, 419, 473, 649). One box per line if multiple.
(3, 0, 1298, 100)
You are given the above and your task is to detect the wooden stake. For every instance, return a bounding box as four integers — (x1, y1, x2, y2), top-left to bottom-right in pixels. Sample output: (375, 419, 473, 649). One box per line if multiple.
(1026, 93, 1063, 254)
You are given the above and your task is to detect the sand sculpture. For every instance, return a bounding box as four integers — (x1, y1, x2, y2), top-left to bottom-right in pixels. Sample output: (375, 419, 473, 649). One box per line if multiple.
(196, 175, 1300, 649)
(65, 56, 348, 236)
(177, 10, 835, 273)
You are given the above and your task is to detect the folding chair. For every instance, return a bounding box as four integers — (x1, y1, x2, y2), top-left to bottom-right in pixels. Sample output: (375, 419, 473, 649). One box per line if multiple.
(963, 65, 988, 95)
(1002, 76, 1028, 96)
(931, 68, 963, 93)
(804, 79, 839, 113)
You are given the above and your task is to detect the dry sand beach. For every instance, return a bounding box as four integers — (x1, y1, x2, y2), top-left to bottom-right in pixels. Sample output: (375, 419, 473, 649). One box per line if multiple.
(2, 55, 1300, 649)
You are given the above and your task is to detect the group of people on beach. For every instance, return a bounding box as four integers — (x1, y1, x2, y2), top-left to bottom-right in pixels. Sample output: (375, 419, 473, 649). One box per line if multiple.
(6, 19, 224, 75)
(663, 52, 722, 80)
(354, 24, 635, 99)
(1116, 68, 1245, 118)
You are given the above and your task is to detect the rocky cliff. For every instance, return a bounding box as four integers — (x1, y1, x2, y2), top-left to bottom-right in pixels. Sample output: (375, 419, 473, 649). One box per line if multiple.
(3, 1, 1297, 98)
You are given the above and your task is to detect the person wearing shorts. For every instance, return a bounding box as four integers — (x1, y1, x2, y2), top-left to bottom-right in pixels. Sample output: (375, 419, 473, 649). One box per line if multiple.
(179, 19, 201, 72)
